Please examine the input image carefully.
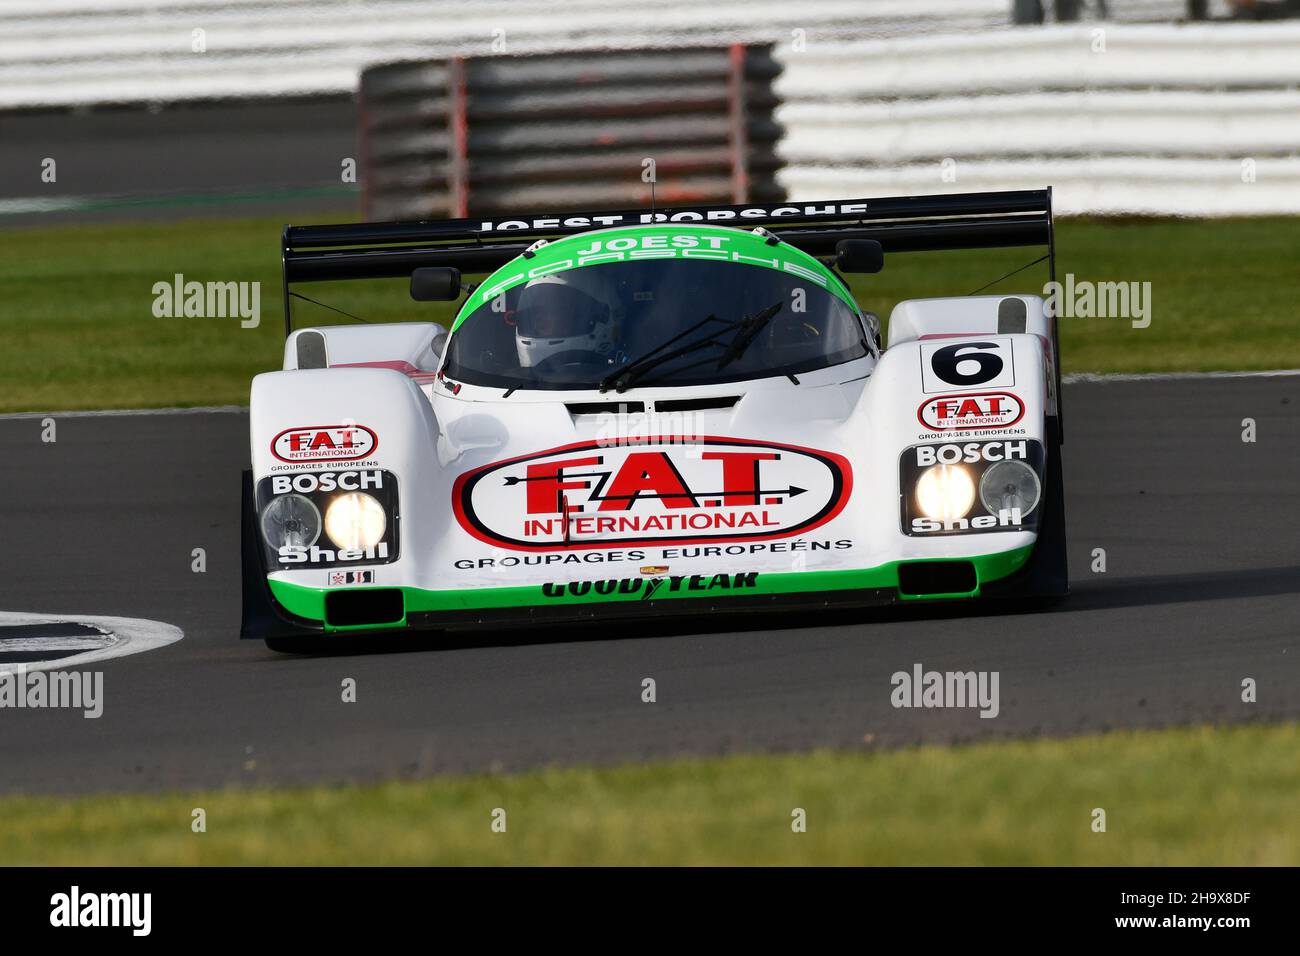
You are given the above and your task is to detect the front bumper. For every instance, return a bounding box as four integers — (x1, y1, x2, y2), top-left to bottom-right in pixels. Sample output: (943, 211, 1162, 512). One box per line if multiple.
(243, 534, 1036, 640)
(242, 424, 1069, 641)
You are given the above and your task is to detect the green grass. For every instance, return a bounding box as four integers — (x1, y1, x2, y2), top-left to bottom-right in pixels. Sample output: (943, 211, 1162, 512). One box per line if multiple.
(0, 214, 1297, 412)
(2, 723, 1296, 865)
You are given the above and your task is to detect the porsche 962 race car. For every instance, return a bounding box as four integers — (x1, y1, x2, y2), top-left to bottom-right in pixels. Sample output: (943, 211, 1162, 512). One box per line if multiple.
(242, 190, 1067, 651)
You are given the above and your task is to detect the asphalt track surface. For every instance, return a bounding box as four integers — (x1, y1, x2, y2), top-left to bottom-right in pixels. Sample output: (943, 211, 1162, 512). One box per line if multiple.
(1, 377, 1297, 795)
(0, 99, 357, 225)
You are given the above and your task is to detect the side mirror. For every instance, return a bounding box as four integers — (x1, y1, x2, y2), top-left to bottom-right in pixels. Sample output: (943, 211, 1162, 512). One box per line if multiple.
(835, 239, 884, 274)
(410, 267, 462, 301)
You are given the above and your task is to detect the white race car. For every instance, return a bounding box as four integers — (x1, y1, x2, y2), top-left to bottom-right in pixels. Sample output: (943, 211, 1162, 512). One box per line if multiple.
(242, 190, 1067, 651)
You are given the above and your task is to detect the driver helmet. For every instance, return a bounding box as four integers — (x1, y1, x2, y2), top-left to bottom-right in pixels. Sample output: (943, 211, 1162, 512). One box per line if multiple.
(514, 271, 617, 369)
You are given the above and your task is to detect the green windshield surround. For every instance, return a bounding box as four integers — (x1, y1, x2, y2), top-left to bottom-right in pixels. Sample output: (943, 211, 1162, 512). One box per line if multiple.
(450, 224, 860, 334)
(268, 544, 1033, 630)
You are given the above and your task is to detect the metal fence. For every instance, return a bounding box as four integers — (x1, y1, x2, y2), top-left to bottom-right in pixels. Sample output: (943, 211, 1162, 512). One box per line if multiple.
(360, 46, 784, 220)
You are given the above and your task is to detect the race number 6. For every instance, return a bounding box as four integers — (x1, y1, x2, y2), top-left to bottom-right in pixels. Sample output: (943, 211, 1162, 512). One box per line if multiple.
(921, 339, 1015, 392)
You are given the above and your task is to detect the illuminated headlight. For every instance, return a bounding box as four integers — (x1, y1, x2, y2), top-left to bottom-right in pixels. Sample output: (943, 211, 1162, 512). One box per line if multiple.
(914, 464, 976, 522)
(324, 492, 387, 551)
(979, 459, 1042, 517)
(260, 494, 321, 549)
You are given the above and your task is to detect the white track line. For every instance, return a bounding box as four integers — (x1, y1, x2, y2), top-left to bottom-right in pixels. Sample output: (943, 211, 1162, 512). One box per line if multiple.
(0, 405, 245, 420)
(0, 612, 183, 674)
(1064, 369, 1300, 384)
(0, 635, 117, 653)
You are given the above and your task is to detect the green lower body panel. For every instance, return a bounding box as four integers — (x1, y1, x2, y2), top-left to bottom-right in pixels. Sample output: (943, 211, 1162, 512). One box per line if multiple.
(267, 545, 1035, 633)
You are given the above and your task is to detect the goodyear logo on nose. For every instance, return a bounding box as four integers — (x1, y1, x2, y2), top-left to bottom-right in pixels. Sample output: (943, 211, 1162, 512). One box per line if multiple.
(542, 573, 760, 600)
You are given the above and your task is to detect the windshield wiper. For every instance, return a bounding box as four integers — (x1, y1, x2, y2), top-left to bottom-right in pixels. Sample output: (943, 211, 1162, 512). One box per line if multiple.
(714, 301, 781, 370)
(599, 313, 734, 393)
(599, 302, 783, 393)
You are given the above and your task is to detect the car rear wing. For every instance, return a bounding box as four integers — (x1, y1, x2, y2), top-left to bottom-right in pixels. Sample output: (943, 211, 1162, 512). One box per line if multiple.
(283, 189, 1054, 313)
(281, 188, 1061, 431)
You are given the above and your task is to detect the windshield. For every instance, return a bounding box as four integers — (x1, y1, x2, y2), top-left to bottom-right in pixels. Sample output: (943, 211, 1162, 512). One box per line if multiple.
(442, 259, 868, 391)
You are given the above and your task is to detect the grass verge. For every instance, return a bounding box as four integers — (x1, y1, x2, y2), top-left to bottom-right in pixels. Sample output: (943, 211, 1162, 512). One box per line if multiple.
(0, 215, 1297, 412)
(2, 723, 1296, 865)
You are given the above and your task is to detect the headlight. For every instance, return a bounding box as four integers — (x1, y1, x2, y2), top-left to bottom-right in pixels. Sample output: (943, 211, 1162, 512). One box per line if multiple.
(260, 494, 321, 549)
(914, 464, 976, 521)
(979, 459, 1041, 517)
(324, 492, 387, 550)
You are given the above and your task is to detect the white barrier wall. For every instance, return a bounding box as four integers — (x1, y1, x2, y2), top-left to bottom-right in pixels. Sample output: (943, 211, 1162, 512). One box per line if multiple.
(0, 0, 1005, 107)
(3, 1, 1289, 216)
(0, 0, 1230, 108)
(775, 22, 1300, 215)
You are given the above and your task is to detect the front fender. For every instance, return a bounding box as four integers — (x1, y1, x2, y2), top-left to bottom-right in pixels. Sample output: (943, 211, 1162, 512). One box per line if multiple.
(847, 333, 1051, 567)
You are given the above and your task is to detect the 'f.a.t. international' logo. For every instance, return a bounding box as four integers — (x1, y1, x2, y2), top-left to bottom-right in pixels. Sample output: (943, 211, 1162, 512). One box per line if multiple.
(454, 437, 851, 551)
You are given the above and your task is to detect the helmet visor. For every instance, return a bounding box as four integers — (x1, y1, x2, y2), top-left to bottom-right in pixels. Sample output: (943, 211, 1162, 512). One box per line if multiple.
(516, 284, 608, 338)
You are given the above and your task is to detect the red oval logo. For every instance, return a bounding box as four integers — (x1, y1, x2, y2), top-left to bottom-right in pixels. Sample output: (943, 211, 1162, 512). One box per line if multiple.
(917, 392, 1025, 432)
(272, 424, 378, 463)
(453, 436, 852, 551)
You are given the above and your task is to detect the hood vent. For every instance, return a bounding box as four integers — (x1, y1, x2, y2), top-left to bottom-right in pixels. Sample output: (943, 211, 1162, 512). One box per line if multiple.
(565, 401, 645, 416)
(655, 396, 740, 413)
